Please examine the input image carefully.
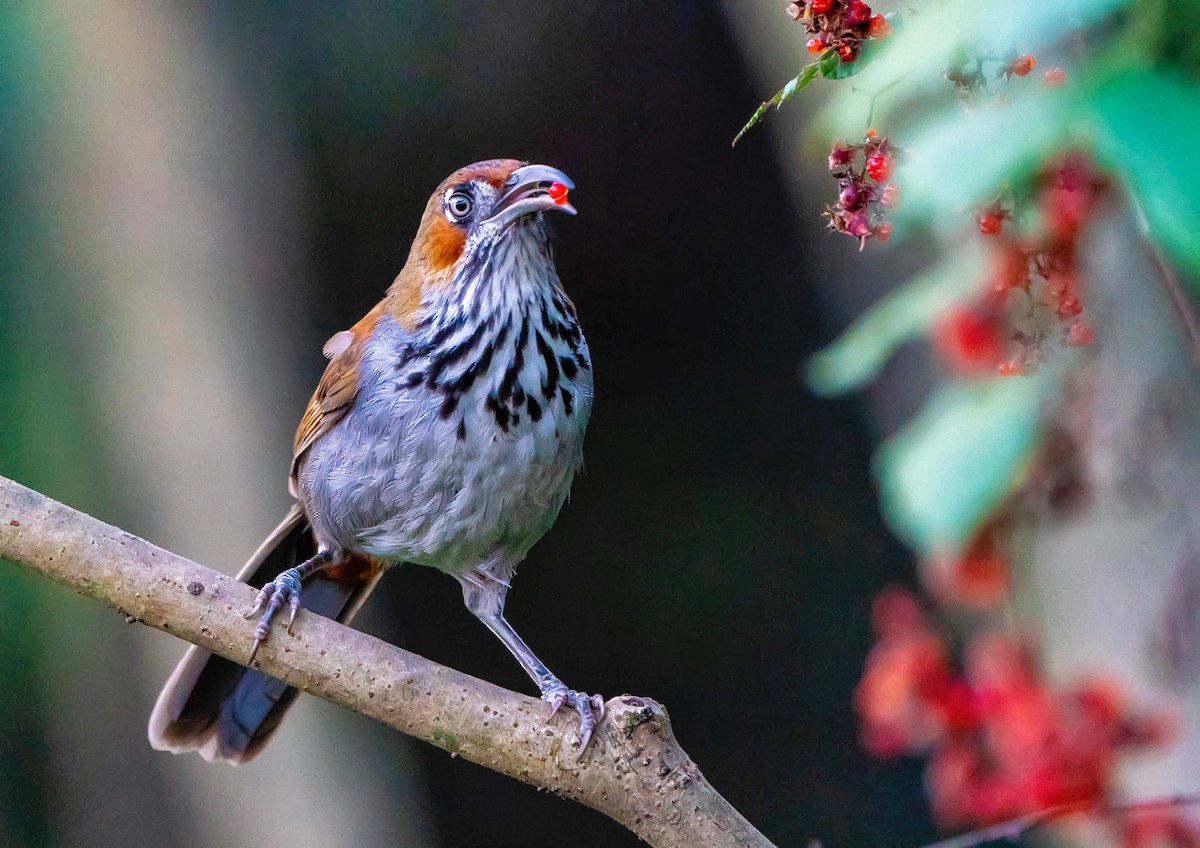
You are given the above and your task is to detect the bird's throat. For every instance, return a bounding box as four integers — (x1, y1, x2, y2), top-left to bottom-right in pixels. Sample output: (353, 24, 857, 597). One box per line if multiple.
(397, 225, 589, 438)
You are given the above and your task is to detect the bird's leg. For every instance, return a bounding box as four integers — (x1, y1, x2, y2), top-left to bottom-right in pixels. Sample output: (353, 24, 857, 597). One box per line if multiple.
(461, 576, 605, 753)
(244, 549, 337, 663)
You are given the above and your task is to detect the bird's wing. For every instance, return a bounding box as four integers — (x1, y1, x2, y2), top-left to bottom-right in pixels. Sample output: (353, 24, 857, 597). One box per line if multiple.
(289, 308, 384, 487)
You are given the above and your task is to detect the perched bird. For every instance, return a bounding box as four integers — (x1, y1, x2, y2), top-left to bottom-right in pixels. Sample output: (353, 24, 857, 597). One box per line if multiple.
(149, 159, 601, 764)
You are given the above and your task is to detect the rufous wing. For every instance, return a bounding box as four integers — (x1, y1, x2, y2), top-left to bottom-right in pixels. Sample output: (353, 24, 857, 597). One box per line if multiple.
(290, 308, 383, 487)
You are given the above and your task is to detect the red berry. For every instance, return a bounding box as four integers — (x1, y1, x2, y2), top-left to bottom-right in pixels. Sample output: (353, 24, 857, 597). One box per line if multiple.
(874, 221, 893, 243)
(998, 359, 1025, 377)
(978, 213, 1002, 235)
(810, 0, 833, 13)
(839, 181, 866, 210)
(992, 247, 1030, 293)
(865, 127, 877, 139)
(1010, 54, 1035, 77)
(1065, 321, 1093, 346)
(868, 14, 891, 38)
(1057, 296, 1082, 318)
(866, 152, 893, 181)
(807, 36, 826, 53)
(838, 43, 858, 63)
(548, 182, 569, 205)
(1043, 67, 1066, 87)
(845, 211, 871, 238)
(935, 306, 1006, 374)
(828, 143, 853, 171)
(846, 0, 872, 29)
(880, 184, 900, 208)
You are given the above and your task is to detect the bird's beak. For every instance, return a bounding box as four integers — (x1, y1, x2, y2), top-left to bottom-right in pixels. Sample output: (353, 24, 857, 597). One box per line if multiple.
(485, 164, 577, 228)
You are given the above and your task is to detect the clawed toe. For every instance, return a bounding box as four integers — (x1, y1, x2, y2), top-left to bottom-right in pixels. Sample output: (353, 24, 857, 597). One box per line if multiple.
(244, 568, 304, 663)
(543, 686, 606, 755)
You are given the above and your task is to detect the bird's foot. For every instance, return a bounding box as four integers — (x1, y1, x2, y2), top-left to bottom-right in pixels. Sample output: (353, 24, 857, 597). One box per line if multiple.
(543, 683, 605, 755)
(244, 568, 304, 664)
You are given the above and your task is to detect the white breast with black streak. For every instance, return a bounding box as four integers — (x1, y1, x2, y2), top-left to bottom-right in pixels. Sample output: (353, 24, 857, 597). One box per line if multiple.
(297, 215, 592, 582)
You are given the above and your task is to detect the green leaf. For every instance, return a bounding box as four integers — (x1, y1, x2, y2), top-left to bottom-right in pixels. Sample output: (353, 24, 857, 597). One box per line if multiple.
(733, 63, 820, 146)
(818, 49, 841, 79)
(807, 246, 985, 396)
(896, 88, 1075, 226)
(1086, 69, 1200, 279)
(875, 376, 1046, 554)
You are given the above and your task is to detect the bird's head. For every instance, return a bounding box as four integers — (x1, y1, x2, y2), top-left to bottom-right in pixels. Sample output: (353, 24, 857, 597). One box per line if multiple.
(388, 159, 576, 327)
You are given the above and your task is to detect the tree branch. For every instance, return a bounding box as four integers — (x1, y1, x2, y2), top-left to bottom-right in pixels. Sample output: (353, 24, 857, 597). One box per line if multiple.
(0, 474, 775, 848)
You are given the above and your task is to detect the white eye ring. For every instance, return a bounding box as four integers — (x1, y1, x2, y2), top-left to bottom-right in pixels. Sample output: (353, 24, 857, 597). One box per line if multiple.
(445, 190, 474, 222)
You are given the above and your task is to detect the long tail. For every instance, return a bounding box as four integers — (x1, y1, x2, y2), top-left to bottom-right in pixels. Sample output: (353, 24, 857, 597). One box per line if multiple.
(148, 504, 382, 765)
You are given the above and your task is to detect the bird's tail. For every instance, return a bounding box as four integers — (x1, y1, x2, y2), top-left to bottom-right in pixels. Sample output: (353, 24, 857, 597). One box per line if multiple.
(148, 504, 382, 764)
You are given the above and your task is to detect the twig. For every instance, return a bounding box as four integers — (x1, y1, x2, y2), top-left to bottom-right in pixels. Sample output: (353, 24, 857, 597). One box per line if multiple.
(851, 74, 905, 129)
(0, 474, 776, 848)
(1145, 241, 1200, 365)
(921, 793, 1200, 848)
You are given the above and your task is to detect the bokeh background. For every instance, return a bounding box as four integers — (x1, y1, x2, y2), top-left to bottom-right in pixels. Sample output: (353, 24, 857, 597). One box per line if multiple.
(4, 2, 1195, 847)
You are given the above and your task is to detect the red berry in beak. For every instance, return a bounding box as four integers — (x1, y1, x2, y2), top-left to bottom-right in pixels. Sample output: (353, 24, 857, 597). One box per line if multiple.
(548, 182, 570, 205)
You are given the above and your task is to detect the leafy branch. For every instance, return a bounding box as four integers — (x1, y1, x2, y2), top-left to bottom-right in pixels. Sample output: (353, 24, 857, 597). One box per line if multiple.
(733, 61, 821, 147)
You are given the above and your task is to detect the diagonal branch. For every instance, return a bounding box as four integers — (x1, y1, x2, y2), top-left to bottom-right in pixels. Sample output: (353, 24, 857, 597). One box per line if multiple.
(0, 474, 775, 848)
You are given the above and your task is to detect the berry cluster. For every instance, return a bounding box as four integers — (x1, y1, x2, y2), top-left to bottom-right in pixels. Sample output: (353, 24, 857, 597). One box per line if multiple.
(945, 51, 1066, 101)
(855, 588, 1185, 840)
(823, 131, 897, 249)
(933, 154, 1106, 376)
(786, 0, 891, 64)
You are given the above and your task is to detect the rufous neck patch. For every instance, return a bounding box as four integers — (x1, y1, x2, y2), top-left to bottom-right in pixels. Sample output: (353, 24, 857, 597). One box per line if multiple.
(422, 216, 467, 273)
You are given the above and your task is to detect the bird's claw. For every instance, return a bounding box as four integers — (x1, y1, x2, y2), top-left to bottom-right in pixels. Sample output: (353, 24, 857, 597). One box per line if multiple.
(244, 568, 303, 664)
(543, 685, 605, 755)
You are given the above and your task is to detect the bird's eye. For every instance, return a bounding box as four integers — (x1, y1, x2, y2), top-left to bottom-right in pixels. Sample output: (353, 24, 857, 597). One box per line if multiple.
(445, 190, 474, 223)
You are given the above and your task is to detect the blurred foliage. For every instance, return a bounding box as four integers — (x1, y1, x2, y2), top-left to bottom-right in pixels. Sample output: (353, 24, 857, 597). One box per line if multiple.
(790, 0, 1200, 554)
(1086, 70, 1200, 277)
(874, 377, 1043, 552)
(807, 246, 984, 395)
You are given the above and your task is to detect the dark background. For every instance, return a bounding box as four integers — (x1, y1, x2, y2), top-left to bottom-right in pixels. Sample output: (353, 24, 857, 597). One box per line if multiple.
(0, 2, 932, 845)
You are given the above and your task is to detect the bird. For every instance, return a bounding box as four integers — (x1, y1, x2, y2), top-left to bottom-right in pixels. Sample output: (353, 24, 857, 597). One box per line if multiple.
(148, 158, 602, 764)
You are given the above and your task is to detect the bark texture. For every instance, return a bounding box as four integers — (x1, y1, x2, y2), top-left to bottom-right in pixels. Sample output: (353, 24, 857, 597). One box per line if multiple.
(0, 474, 775, 848)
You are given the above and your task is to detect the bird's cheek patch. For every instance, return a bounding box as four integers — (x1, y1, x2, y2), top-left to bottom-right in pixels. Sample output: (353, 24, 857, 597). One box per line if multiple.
(424, 217, 467, 274)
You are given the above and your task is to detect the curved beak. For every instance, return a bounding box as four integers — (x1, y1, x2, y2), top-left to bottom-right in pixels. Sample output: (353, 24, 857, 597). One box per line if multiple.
(485, 164, 576, 228)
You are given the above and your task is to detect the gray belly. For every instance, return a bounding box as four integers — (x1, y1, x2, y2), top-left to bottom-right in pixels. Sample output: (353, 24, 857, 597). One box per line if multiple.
(298, 355, 591, 575)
